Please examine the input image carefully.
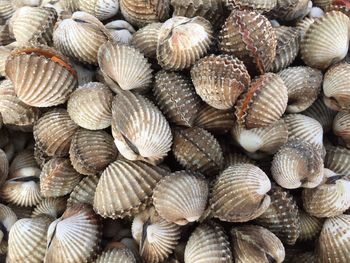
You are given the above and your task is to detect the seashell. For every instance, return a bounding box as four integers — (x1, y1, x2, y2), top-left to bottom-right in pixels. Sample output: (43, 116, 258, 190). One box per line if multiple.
(34, 108, 79, 157)
(223, 152, 256, 170)
(53, 11, 110, 65)
(323, 62, 350, 111)
(105, 20, 135, 44)
(191, 54, 250, 110)
(271, 140, 324, 189)
(40, 158, 82, 198)
(32, 197, 66, 218)
(131, 22, 162, 58)
(297, 209, 323, 241)
(98, 41, 153, 92)
(324, 145, 350, 175)
(0, 1, 14, 25)
(300, 11, 350, 69)
(172, 127, 223, 177)
(120, 0, 170, 27)
(269, 0, 310, 21)
(69, 128, 118, 176)
(0, 46, 11, 77)
(9, 149, 40, 180)
(255, 184, 300, 245)
(94, 160, 168, 219)
(0, 204, 17, 255)
(0, 149, 8, 186)
(231, 225, 285, 263)
(131, 207, 181, 263)
(153, 171, 208, 225)
(235, 73, 288, 129)
(225, 0, 277, 12)
(184, 221, 233, 263)
(210, 164, 271, 222)
(79, 0, 119, 21)
(157, 16, 213, 71)
(153, 70, 201, 127)
(45, 204, 101, 263)
(7, 204, 33, 219)
(316, 215, 350, 262)
(95, 248, 136, 263)
(67, 82, 114, 130)
(12, 0, 41, 8)
(0, 24, 14, 46)
(67, 175, 99, 207)
(111, 91, 172, 165)
(333, 111, 350, 148)
(296, 16, 315, 40)
(219, 10, 277, 75)
(33, 143, 50, 169)
(5, 45, 77, 107)
(7, 216, 52, 263)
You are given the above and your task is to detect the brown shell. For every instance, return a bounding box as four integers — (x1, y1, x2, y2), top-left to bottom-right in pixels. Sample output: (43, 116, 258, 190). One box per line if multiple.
(333, 111, 350, 148)
(297, 209, 323, 241)
(268, 0, 310, 21)
(0, 149, 8, 186)
(9, 149, 40, 180)
(31, 197, 67, 218)
(0, 1, 15, 25)
(0, 204, 17, 255)
(0, 24, 14, 46)
(33, 143, 50, 169)
(223, 152, 256, 170)
(0, 46, 11, 77)
(7, 204, 33, 219)
(95, 248, 136, 263)
(67, 175, 99, 206)
(78, 0, 119, 21)
(131, 22, 162, 58)
(324, 145, 350, 175)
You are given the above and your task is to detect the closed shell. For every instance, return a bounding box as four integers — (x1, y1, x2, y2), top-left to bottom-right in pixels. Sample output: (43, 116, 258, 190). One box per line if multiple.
(79, 0, 119, 20)
(131, 22, 162, 58)
(297, 209, 323, 241)
(67, 175, 99, 206)
(324, 145, 350, 175)
(0, 24, 14, 46)
(32, 197, 67, 218)
(0, 204, 17, 255)
(95, 248, 136, 263)
(223, 152, 256, 170)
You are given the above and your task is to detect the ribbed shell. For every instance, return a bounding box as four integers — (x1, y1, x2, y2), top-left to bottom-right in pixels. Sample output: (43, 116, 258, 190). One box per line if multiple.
(298, 209, 323, 241)
(0, 0, 14, 25)
(153, 70, 201, 127)
(95, 248, 136, 263)
(131, 22, 162, 58)
(223, 152, 256, 170)
(9, 149, 40, 180)
(226, 0, 277, 12)
(157, 16, 213, 71)
(0, 46, 11, 77)
(0, 204, 17, 255)
(67, 175, 98, 206)
(296, 17, 315, 40)
(325, 145, 350, 175)
(300, 11, 350, 69)
(235, 73, 288, 129)
(333, 111, 350, 148)
(79, 0, 119, 21)
(33, 143, 50, 169)
(0, 149, 8, 186)
(32, 197, 67, 218)
(172, 127, 223, 177)
(0, 24, 14, 46)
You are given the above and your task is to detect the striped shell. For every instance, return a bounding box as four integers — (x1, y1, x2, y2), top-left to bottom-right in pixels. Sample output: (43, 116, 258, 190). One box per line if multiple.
(225, 0, 277, 11)
(8, 149, 40, 180)
(67, 175, 99, 206)
(0, 24, 14, 46)
(325, 145, 350, 175)
(298, 209, 323, 241)
(0, 46, 11, 77)
(131, 22, 162, 58)
(333, 111, 350, 148)
(95, 248, 136, 263)
(78, 0, 119, 21)
(32, 197, 67, 218)
(223, 152, 256, 170)
(0, 204, 17, 255)
(0, 1, 14, 25)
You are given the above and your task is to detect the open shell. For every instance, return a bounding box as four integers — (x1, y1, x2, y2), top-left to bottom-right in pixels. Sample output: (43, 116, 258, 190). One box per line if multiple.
(95, 248, 136, 263)
(325, 145, 350, 175)
(67, 175, 99, 207)
(0, 204, 17, 255)
(79, 0, 119, 21)
(131, 22, 162, 58)
(333, 111, 350, 148)
(32, 197, 67, 218)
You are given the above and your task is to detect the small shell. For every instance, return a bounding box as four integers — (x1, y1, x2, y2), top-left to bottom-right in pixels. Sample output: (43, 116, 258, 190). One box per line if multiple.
(297, 209, 323, 241)
(32, 197, 67, 218)
(269, 0, 310, 21)
(67, 175, 99, 206)
(9, 149, 40, 180)
(0, 204, 17, 255)
(67, 82, 114, 130)
(210, 164, 271, 222)
(300, 11, 350, 69)
(0, 149, 8, 186)
(225, 0, 277, 12)
(131, 22, 161, 58)
(324, 145, 350, 175)
(235, 73, 288, 129)
(0, 1, 15, 25)
(0, 24, 14, 46)
(95, 248, 136, 263)
(79, 0, 119, 20)
(157, 16, 213, 71)
(333, 111, 350, 148)
(105, 20, 135, 45)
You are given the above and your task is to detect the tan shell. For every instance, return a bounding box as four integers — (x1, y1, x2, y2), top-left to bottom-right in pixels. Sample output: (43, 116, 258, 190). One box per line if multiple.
(231, 225, 285, 263)
(67, 82, 114, 130)
(45, 204, 101, 263)
(0, 204, 17, 255)
(95, 248, 136, 263)
(297, 209, 323, 241)
(33, 108, 79, 157)
(0, 1, 14, 25)
(296, 17, 315, 40)
(79, 0, 119, 21)
(172, 127, 223, 177)
(9, 149, 40, 180)
(184, 221, 233, 263)
(32, 197, 67, 218)
(5, 46, 77, 107)
(153, 70, 201, 127)
(67, 175, 99, 206)
(325, 145, 350, 175)
(210, 164, 271, 222)
(235, 73, 288, 129)
(225, 0, 277, 12)
(157, 16, 213, 71)
(111, 91, 172, 165)
(0, 149, 8, 187)
(131, 22, 162, 58)
(0, 24, 14, 46)
(300, 11, 350, 69)
(223, 152, 256, 170)
(0, 46, 11, 77)
(333, 111, 350, 148)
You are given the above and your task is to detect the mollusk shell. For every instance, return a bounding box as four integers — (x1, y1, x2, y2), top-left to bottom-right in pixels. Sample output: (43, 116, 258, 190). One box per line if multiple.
(105, 20, 135, 45)
(226, 0, 277, 12)
(32, 197, 67, 218)
(0, 204, 17, 254)
(0, 46, 11, 77)
(0, 1, 14, 25)
(9, 149, 40, 180)
(0, 148, 8, 186)
(333, 111, 350, 148)
(131, 22, 162, 58)
(67, 175, 98, 206)
(79, 0, 119, 21)
(0, 24, 14, 46)
(223, 152, 256, 169)
(269, 0, 310, 21)
(297, 209, 323, 241)
(95, 248, 136, 263)
(324, 145, 350, 175)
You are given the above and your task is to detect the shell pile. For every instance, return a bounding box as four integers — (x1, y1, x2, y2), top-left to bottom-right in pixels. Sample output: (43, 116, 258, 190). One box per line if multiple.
(0, 1, 348, 262)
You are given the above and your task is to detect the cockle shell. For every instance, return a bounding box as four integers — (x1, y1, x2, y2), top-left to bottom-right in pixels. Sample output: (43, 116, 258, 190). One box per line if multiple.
(105, 20, 135, 45)
(79, 0, 119, 21)
(32, 197, 67, 218)
(0, 46, 11, 77)
(8, 149, 40, 180)
(0, 0, 14, 25)
(0, 24, 14, 46)
(67, 175, 98, 207)
(333, 111, 350, 148)
(71, 61, 95, 86)
(0, 204, 17, 255)
(324, 145, 350, 175)
(12, 0, 41, 8)
(33, 143, 50, 169)
(0, 149, 8, 186)
(269, 0, 310, 21)
(131, 22, 162, 58)
(95, 248, 136, 263)
(225, 0, 277, 11)
(296, 16, 315, 40)
(297, 209, 323, 241)
(223, 152, 256, 170)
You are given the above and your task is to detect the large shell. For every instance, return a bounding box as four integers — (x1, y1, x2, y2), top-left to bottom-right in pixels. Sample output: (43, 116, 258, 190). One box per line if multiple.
(300, 11, 350, 69)
(225, 0, 277, 11)
(0, 1, 14, 25)
(297, 209, 323, 241)
(32, 197, 67, 218)
(67, 175, 98, 206)
(95, 248, 136, 263)
(79, 0, 119, 20)
(324, 145, 350, 175)
(131, 22, 161, 58)
(0, 204, 17, 255)
(157, 16, 213, 71)
(333, 111, 350, 148)
(235, 73, 288, 129)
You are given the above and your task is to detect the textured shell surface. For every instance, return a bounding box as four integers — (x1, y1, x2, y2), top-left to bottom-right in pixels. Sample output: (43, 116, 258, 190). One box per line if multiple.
(0, 148, 8, 186)
(297, 209, 323, 241)
(226, 0, 277, 11)
(9, 149, 40, 180)
(95, 248, 136, 263)
(333, 111, 350, 148)
(32, 197, 67, 218)
(223, 152, 256, 170)
(131, 22, 162, 58)
(0, 204, 17, 255)
(79, 0, 119, 21)
(269, 0, 310, 21)
(0, 0, 15, 25)
(0, 46, 11, 77)
(105, 20, 135, 45)
(0, 24, 14, 46)
(325, 145, 350, 175)
(67, 175, 98, 206)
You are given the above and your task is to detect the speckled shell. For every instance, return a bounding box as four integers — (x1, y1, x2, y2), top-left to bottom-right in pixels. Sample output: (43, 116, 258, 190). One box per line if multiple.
(9, 149, 40, 180)
(184, 221, 232, 263)
(0, 1, 14, 25)
(95, 248, 136, 263)
(333, 111, 350, 148)
(0, 149, 8, 186)
(0, 204, 17, 255)
(67, 82, 113, 130)
(172, 127, 223, 177)
(5, 46, 77, 107)
(32, 197, 67, 218)
(297, 209, 323, 241)
(235, 73, 288, 129)
(0, 24, 14, 46)
(79, 0, 119, 20)
(157, 16, 213, 71)
(231, 225, 285, 263)
(300, 11, 350, 69)
(33, 108, 79, 157)
(105, 20, 135, 45)
(111, 91, 172, 165)
(271, 140, 324, 189)
(153, 70, 201, 127)
(40, 158, 82, 198)
(219, 10, 277, 75)
(45, 204, 101, 263)
(325, 145, 350, 175)
(278, 66, 323, 113)
(226, 0, 277, 11)
(67, 175, 98, 206)
(0, 46, 11, 77)
(131, 22, 161, 58)
(210, 164, 271, 222)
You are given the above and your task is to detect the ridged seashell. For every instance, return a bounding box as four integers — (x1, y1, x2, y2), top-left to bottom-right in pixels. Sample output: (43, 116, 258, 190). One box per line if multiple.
(226, 0, 277, 11)
(184, 221, 232, 263)
(219, 10, 277, 75)
(0, 46, 11, 77)
(95, 248, 136, 263)
(94, 160, 168, 219)
(231, 225, 285, 263)
(278, 66, 323, 113)
(67, 175, 98, 206)
(333, 111, 350, 148)
(132, 207, 181, 263)
(300, 11, 350, 69)
(120, 0, 170, 27)
(298, 209, 323, 241)
(323, 62, 350, 111)
(34, 108, 79, 157)
(0, 204, 17, 255)
(111, 91, 172, 165)
(157, 16, 213, 71)
(33, 143, 50, 169)
(271, 140, 324, 189)
(98, 41, 152, 92)
(324, 145, 350, 175)
(7, 216, 52, 263)
(235, 73, 288, 129)
(32, 197, 67, 218)
(255, 185, 300, 245)
(131, 22, 162, 58)
(53, 11, 110, 65)
(0, 24, 14, 46)
(45, 204, 101, 263)
(153, 171, 208, 225)
(153, 70, 201, 127)
(5, 45, 77, 107)
(40, 158, 82, 198)
(269, 0, 311, 21)
(0, 1, 14, 25)
(172, 127, 223, 177)
(0, 149, 8, 186)
(223, 152, 256, 170)
(296, 17, 315, 40)
(316, 215, 350, 262)
(9, 149, 40, 181)
(79, 0, 119, 20)
(105, 20, 135, 45)
(191, 54, 250, 110)
(67, 82, 113, 130)
(210, 164, 271, 222)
